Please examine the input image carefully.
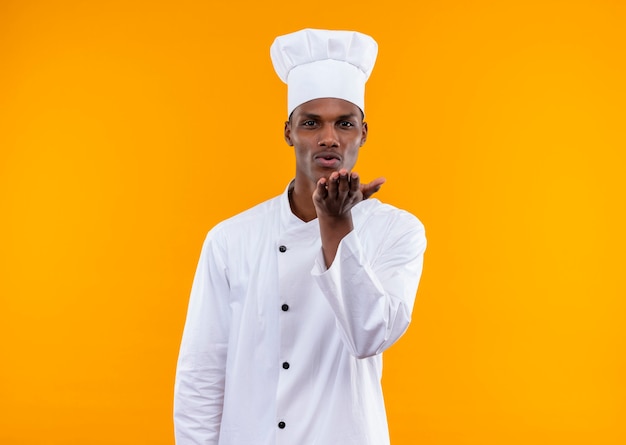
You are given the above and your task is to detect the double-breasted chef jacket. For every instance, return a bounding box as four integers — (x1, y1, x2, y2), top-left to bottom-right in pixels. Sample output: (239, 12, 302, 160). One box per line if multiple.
(174, 182, 426, 445)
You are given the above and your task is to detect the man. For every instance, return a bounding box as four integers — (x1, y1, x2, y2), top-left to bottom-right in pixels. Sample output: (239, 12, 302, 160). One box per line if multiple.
(174, 28, 426, 445)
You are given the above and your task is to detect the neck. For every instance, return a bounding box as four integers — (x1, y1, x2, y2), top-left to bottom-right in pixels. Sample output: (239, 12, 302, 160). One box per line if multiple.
(288, 182, 317, 222)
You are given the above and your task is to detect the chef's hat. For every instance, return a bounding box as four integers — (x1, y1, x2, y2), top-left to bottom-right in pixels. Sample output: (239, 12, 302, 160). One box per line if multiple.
(270, 28, 378, 117)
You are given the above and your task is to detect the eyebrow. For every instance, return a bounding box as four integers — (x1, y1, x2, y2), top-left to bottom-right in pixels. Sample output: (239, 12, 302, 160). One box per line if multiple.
(299, 113, 360, 120)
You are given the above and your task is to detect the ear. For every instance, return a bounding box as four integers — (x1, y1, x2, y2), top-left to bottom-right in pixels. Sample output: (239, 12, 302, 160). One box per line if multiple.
(360, 121, 368, 146)
(284, 121, 293, 146)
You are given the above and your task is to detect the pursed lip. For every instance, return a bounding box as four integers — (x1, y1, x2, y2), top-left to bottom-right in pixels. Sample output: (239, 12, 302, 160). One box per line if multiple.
(314, 151, 342, 162)
(313, 151, 342, 169)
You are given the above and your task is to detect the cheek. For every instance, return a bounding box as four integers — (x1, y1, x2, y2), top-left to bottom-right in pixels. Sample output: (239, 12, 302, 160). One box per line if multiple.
(345, 148, 360, 167)
(294, 146, 312, 163)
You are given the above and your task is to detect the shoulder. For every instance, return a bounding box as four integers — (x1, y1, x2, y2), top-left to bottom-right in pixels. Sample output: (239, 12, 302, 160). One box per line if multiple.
(355, 198, 424, 233)
(353, 199, 427, 257)
(200, 194, 283, 258)
(208, 195, 281, 238)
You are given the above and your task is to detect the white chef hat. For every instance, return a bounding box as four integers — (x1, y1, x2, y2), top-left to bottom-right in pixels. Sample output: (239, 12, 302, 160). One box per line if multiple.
(270, 28, 378, 117)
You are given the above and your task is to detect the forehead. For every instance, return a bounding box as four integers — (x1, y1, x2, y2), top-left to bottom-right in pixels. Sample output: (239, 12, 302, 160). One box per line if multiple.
(291, 97, 362, 120)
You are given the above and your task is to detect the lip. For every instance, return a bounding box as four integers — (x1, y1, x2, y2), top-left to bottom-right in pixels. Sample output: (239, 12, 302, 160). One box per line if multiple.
(314, 152, 342, 169)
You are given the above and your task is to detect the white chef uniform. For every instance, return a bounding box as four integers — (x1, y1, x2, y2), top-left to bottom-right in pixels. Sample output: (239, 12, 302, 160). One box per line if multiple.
(174, 183, 426, 445)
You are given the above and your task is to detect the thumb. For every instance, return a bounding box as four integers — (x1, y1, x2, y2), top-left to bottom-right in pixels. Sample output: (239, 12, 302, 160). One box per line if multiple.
(361, 177, 386, 199)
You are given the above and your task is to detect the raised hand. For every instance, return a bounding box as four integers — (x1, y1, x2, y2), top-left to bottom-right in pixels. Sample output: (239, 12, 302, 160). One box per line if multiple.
(313, 169, 385, 219)
(313, 169, 385, 267)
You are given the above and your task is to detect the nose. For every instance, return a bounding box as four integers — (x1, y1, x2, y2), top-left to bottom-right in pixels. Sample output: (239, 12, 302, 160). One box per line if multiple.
(317, 125, 340, 147)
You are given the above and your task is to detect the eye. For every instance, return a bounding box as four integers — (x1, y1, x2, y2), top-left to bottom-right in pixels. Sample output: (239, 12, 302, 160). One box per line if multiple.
(301, 120, 316, 127)
(339, 121, 355, 127)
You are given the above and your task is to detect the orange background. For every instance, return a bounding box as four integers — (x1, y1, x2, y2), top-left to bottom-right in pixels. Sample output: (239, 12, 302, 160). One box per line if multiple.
(1, 1, 625, 444)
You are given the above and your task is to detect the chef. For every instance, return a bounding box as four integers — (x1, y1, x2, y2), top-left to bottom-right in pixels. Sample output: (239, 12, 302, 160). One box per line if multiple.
(174, 28, 427, 445)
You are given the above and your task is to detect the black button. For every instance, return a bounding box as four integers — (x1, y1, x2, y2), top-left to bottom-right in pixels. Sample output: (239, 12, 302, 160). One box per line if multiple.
(282, 362, 290, 369)
(278, 421, 286, 429)
(281, 304, 289, 311)
(279, 245, 287, 252)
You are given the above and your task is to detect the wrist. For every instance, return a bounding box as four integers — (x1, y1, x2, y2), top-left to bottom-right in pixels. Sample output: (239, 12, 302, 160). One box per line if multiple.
(317, 211, 353, 228)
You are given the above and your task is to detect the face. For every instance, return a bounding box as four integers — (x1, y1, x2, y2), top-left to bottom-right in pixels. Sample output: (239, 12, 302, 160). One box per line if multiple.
(284, 97, 368, 191)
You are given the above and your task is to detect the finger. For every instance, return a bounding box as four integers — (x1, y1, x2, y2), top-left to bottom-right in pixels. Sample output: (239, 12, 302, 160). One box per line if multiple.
(349, 171, 360, 196)
(314, 177, 328, 201)
(338, 169, 349, 195)
(327, 171, 339, 198)
(361, 177, 386, 199)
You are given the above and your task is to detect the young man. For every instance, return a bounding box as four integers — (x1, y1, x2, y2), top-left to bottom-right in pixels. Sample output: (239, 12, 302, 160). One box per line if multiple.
(174, 28, 426, 445)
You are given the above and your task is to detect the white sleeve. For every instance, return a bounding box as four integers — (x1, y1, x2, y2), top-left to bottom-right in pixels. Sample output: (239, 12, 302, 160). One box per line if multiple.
(312, 213, 426, 359)
(174, 231, 230, 445)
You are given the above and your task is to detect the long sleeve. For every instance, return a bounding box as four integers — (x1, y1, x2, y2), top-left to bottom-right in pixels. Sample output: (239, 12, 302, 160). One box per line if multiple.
(174, 232, 231, 445)
(312, 210, 426, 359)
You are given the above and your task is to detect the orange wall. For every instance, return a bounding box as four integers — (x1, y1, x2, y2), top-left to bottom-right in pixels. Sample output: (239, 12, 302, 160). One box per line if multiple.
(1, 1, 625, 444)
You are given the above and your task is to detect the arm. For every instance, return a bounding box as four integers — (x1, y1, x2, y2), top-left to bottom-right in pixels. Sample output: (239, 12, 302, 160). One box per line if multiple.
(313, 221, 425, 358)
(312, 170, 426, 358)
(314, 169, 385, 268)
(174, 232, 230, 445)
